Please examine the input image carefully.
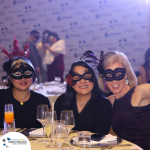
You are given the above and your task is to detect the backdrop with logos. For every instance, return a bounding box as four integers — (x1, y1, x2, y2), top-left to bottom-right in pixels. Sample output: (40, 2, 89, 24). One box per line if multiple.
(0, 0, 149, 83)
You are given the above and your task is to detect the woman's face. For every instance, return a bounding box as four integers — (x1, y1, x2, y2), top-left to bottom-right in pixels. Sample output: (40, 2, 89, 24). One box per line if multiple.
(10, 64, 33, 91)
(105, 62, 128, 97)
(72, 66, 94, 96)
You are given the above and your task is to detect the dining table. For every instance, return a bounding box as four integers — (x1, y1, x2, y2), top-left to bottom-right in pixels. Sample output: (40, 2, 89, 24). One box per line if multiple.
(29, 131, 143, 150)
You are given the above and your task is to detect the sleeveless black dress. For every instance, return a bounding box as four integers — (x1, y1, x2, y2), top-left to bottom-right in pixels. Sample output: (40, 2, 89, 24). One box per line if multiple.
(112, 87, 150, 150)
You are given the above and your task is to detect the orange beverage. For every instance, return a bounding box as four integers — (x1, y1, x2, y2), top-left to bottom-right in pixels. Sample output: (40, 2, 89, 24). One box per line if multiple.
(5, 112, 14, 125)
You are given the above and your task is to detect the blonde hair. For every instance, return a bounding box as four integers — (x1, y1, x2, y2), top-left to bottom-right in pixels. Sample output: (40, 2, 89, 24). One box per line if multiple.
(98, 51, 137, 92)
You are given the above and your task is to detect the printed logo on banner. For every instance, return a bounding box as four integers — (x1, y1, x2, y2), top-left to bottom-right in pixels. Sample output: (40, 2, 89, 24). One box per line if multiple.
(69, 22, 86, 31)
(125, 29, 135, 33)
(91, 9, 99, 13)
(61, 3, 76, 12)
(0, 132, 31, 150)
(118, 38, 135, 48)
(13, 0, 27, 5)
(92, 36, 101, 40)
(75, 11, 84, 15)
(104, 32, 121, 37)
(37, 1, 45, 5)
(82, 16, 92, 21)
(44, 8, 57, 11)
(79, 40, 94, 49)
(65, 34, 81, 39)
(131, 21, 147, 24)
(1, 28, 14, 35)
(4, 17, 12, 21)
(98, 43, 113, 46)
(74, 53, 83, 58)
(90, 23, 104, 27)
(69, 48, 77, 52)
(134, 48, 145, 52)
(84, 31, 94, 35)
(122, 14, 132, 19)
(114, 9, 124, 12)
(140, 42, 148, 45)
(18, 14, 25, 17)
(61, 29, 69, 33)
(0, 38, 11, 43)
(22, 18, 36, 23)
(38, 14, 47, 17)
(17, 27, 30, 30)
(3, 5, 11, 9)
(10, 10, 22, 14)
(99, 27, 108, 31)
(137, 11, 147, 17)
(45, 19, 53, 23)
(133, 34, 143, 39)
(33, 24, 47, 31)
(95, 13, 112, 19)
(81, 5, 95, 9)
(108, 47, 117, 51)
(109, 20, 126, 29)
(57, 16, 72, 21)
(24, 6, 39, 13)
(53, 11, 60, 15)
(52, 25, 66, 29)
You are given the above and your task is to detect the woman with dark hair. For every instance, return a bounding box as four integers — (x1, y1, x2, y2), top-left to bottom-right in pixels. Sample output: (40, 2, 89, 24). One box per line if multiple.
(54, 60, 112, 134)
(42, 32, 66, 82)
(83, 50, 150, 149)
(139, 48, 150, 83)
(0, 38, 51, 128)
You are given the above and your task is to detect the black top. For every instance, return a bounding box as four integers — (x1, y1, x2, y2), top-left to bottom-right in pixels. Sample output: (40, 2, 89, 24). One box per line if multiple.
(112, 87, 150, 150)
(23, 38, 42, 69)
(54, 94, 112, 134)
(0, 88, 51, 128)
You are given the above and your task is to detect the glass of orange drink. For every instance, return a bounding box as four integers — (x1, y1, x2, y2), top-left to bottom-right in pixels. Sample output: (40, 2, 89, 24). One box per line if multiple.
(4, 104, 14, 132)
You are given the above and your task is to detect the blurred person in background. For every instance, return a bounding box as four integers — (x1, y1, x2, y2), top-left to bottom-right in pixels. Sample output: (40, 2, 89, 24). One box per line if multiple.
(42, 32, 66, 82)
(139, 48, 150, 83)
(22, 30, 42, 83)
(37, 30, 51, 82)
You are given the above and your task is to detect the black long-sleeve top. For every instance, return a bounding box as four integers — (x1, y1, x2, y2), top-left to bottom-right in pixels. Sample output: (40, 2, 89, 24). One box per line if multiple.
(54, 94, 112, 134)
(0, 88, 51, 128)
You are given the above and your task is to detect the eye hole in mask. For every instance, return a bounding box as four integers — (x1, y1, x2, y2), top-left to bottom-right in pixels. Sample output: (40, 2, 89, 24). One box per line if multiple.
(73, 73, 92, 81)
(24, 70, 32, 76)
(12, 71, 22, 77)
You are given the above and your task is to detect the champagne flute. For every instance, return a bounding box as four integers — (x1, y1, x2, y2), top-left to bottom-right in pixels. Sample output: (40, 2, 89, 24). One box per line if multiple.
(45, 111, 57, 148)
(53, 120, 68, 149)
(60, 110, 75, 134)
(4, 104, 14, 132)
(37, 104, 49, 142)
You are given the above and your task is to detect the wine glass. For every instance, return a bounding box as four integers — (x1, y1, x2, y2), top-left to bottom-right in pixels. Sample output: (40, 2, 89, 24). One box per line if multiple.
(4, 104, 14, 132)
(37, 104, 49, 142)
(32, 78, 38, 90)
(45, 111, 57, 148)
(55, 77, 61, 84)
(60, 110, 75, 134)
(53, 120, 68, 149)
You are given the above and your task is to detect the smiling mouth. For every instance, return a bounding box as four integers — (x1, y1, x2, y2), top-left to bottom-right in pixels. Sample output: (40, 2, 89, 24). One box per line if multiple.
(79, 85, 88, 89)
(20, 82, 27, 85)
(112, 84, 119, 88)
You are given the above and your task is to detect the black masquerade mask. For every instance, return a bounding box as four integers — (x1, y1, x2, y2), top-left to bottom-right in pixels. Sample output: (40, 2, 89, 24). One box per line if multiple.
(71, 70, 94, 85)
(10, 64, 34, 80)
(104, 68, 126, 82)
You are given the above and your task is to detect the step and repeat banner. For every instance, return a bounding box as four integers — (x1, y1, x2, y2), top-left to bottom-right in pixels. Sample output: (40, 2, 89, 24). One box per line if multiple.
(0, 0, 149, 82)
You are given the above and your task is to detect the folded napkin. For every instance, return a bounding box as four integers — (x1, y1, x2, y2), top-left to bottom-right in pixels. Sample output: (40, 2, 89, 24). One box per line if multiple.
(73, 134, 117, 145)
(29, 128, 46, 136)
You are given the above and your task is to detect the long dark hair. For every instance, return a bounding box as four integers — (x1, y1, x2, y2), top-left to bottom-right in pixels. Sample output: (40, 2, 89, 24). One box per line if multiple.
(63, 60, 103, 108)
(143, 48, 150, 68)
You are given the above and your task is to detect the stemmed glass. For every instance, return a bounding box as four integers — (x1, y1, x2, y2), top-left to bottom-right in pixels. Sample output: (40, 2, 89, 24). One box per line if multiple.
(53, 120, 68, 150)
(60, 110, 75, 134)
(4, 104, 14, 132)
(45, 111, 57, 148)
(32, 78, 38, 91)
(37, 104, 49, 142)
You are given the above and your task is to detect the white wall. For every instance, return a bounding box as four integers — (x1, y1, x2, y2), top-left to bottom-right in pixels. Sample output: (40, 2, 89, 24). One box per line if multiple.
(0, 0, 149, 83)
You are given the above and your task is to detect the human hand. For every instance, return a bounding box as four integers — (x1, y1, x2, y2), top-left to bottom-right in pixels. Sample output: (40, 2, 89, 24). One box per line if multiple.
(43, 43, 49, 49)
